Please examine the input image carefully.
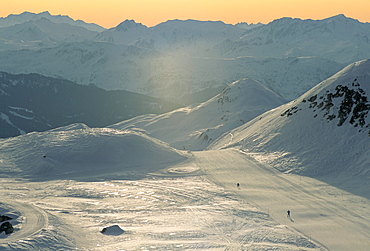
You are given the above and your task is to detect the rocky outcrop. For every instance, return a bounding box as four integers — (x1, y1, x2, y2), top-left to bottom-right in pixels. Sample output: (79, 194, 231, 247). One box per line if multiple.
(281, 78, 370, 135)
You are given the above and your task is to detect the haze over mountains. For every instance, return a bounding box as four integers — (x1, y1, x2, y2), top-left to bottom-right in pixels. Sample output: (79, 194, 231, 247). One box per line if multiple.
(1, 11, 370, 250)
(0, 72, 181, 138)
(0, 12, 369, 104)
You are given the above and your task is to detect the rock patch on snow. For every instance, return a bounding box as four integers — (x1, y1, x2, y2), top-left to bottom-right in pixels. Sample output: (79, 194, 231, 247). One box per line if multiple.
(100, 225, 124, 235)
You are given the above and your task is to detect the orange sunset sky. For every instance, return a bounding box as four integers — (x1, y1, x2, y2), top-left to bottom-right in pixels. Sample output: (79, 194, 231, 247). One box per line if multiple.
(1, 0, 370, 28)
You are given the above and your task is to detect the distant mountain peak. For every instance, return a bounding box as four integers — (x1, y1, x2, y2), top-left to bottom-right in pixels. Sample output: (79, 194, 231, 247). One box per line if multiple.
(116, 19, 147, 31)
(323, 14, 359, 24)
(8, 11, 61, 20)
(0, 11, 105, 32)
(332, 14, 347, 19)
(325, 14, 348, 20)
(269, 14, 353, 25)
(34, 11, 52, 17)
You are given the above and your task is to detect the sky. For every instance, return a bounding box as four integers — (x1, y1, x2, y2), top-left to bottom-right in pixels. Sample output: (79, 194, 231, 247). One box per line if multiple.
(1, 0, 370, 28)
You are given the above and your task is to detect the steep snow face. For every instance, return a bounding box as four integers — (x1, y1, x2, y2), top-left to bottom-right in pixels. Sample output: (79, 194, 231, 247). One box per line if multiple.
(110, 78, 286, 150)
(295, 59, 370, 129)
(0, 124, 187, 180)
(209, 60, 370, 177)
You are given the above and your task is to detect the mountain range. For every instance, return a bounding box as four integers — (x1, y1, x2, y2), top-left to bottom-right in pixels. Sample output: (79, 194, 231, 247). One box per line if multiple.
(218, 15, 370, 64)
(1, 12, 369, 104)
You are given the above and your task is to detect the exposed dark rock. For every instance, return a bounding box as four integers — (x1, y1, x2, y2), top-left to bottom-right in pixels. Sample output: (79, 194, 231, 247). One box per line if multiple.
(0, 215, 12, 222)
(282, 78, 370, 135)
(281, 106, 301, 117)
(0, 222, 14, 235)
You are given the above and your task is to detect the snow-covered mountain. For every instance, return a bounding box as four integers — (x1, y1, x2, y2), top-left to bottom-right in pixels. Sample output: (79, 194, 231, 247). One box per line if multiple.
(1, 13, 368, 103)
(94, 19, 246, 55)
(110, 78, 286, 150)
(0, 43, 343, 101)
(235, 22, 264, 30)
(94, 20, 150, 45)
(0, 18, 100, 50)
(0, 11, 104, 31)
(0, 72, 181, 138)
(209, 59, 370, 178)
(218, 14, 370, 64)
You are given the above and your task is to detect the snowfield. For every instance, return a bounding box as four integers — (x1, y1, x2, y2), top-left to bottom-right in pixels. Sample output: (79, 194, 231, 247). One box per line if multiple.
(0, 124, 369, 250)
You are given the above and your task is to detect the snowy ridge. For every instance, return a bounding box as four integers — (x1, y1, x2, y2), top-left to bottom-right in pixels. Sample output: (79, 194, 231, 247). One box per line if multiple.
(0, 12, 103, 51)
(0, 19, 100, 51)
(0, 11, 104, 31)
(222, 14, 370, 64)
(94, 19, 149, 45)
(209, 59, 370, 177)
(0, 124, 187, 180)
(110, 78, 286, 150)
(95, 19, 245, 53)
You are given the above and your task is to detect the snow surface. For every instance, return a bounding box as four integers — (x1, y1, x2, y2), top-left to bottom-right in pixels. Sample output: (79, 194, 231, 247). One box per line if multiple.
(210, 59, 370, 178)
(109, 78, 286, 150)
(0, 123, 369, 250)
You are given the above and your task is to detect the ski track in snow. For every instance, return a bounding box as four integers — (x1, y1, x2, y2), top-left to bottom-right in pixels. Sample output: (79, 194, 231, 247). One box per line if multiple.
(0, 199, 48, 244)
(0, 149, 369, 250)
(196, 149, 370, 251)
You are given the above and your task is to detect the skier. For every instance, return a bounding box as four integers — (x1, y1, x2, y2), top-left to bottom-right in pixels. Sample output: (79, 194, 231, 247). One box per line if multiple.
(287, 210, 291, 218)
(237, 183, 240, 189)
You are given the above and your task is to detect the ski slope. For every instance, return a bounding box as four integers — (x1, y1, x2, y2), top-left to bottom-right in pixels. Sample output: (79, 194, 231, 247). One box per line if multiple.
(196, 149, 370, 251)
(1, 146, 369, 249)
